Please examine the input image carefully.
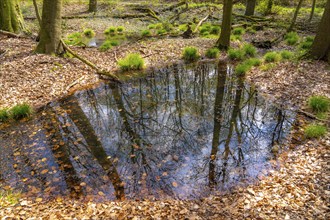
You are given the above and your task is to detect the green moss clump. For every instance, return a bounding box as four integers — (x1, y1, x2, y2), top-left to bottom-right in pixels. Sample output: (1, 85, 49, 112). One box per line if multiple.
(65, 32, 83, 46)
(0, 108, 9, 122)
(157, 29, 167, 35)
(104, 27, 117, 36)
(242, 44, 257, 57)
(308, 95, 330, 113)
(118, 53, 145, 71)
(83, 28, 95, 38)
(117, 26, 124, 32)
(304, 124, 327, 139)
(141, 30, 151, 37)
(228, 48, 245, 60)
(205, 48, 220, 59)
(10, 103, 33, 120)
(264, 52, 280, 63)
(182, 47, 199, 62)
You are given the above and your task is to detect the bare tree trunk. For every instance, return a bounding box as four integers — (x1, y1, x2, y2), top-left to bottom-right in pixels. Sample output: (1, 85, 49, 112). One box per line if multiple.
(216, 0, 233, 50)
(287, 0, 304, 32)
(88, 0, 97, 12)
(265, 0, 273, 15)
(310, 0, 330, 63)
(32, 0, 41, 26)
(245, 0, 257, 16)
(0, 0, 27, 33)
(309, 0, 316, 22)
(35, 0, 63, 54)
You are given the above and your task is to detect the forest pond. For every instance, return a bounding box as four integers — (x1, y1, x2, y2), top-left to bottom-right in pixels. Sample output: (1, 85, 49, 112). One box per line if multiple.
(0, 62, 295, 201)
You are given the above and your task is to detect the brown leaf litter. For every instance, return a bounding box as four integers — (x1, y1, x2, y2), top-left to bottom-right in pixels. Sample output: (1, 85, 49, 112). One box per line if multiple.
(0, 35, 329, 219)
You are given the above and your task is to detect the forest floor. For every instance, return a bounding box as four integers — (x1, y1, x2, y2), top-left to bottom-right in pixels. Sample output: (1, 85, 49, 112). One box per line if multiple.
(1, 32, 329, 220)
(1, 1, 330, 219)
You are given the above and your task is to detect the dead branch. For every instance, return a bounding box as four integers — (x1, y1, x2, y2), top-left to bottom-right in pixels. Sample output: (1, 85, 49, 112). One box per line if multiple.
(160, 1, 186, 12)
(193, 14, 210, 33)
(297, 109, 330, 125)
(0, 49, 9, 58)
(60, 39, 121, 83)
(65, 76, 85, 91)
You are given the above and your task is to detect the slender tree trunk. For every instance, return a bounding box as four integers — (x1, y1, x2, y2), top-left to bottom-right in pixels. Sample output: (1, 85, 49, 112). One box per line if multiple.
(88, 0, 97, 12)
(265, 0, 273, 15)
(245, 0, 257, 16)
(32, 0, 41, 26)
(0, 0, 26, 33)
(309, 0, 316, 22)
(35, 0, 63, 54)
(310, 0, 330, 63)
(216, 0, 233, 50)
(287, 0, 304, 32)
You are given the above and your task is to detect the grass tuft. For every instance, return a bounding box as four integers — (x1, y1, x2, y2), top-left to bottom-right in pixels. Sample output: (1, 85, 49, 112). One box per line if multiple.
(118, 53, 145, 71)
(308, 95, 330, 113)
(0, 190, 21, 206)
(99, 40, 113, 52)
(280, 50, 294, 60)
(235, 63, 251, 76)
(264, 52, 280, 63)
(205, 48, 220, 59)
(285, 32, 299, 46)
(182, 47, 199, 62)
(232, 27, 245, 35)
(228, 48, 245, 60)
(244, 58, 261, 67)
(304, 124, 327, 139)
(10, 103, 33, 120)
(242, 44, 257, 57)
(0, 108, 9, 122)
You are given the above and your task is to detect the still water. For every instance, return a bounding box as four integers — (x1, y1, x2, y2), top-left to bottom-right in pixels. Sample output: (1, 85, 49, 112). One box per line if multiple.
(0, 61, 295, 201)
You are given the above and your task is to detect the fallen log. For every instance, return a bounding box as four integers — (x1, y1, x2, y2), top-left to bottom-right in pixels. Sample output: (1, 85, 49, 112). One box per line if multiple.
(60, 39, 121, 83)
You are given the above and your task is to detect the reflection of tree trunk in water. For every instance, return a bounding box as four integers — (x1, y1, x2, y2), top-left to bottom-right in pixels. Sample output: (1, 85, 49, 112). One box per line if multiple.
(200, 65, 206, 117)
(62, 98, 125, 200)
(173, 65, 184, 130)
(221, 75, 244, 183)
(209, 60, 227, 188)
(110, 83, 174, 198)
(271, 110, 284, 146)
(42, 111, 83, 198)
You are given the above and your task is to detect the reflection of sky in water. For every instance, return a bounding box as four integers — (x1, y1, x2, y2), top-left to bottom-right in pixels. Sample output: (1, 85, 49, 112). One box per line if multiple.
(0, 62, 295, 201)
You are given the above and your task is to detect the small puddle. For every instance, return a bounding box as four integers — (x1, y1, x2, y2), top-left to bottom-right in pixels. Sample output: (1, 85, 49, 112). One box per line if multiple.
(0, 61, 295, 201)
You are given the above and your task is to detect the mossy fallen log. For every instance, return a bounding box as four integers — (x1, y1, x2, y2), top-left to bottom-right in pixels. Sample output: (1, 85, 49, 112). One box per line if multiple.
(60, 39, 121, 83)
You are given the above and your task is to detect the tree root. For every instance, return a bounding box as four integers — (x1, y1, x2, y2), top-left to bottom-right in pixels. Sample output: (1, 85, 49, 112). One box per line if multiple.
(60, 39, 121, 83)
(0, 30, 21, 38)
